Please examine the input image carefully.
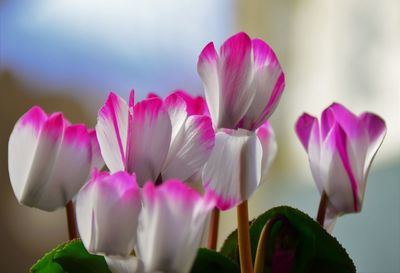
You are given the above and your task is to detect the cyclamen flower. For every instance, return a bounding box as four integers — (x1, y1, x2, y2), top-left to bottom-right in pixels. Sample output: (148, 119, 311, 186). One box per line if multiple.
(197, 32, 285, 131)
(295, 103, 386, 228)
(104, 180, 215, 273)
(8, 106, 102, 211)
(202, 123, 277, 210)
(136, 180, 216, 273)
(96, 90, 215, 186)
(198, 32, 282, 209)
(76, 170, 141, 256)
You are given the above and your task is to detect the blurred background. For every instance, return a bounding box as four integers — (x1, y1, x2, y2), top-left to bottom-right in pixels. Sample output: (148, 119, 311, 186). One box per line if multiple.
(1, 0, 399, 272)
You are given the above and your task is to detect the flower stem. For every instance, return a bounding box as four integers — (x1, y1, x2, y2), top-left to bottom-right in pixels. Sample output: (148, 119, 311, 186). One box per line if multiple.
(254, 215, 286, 273)
(66, 201, 78, 240)
(316, 191, 328, 226)
(237, 200, 253, 273)
(208, 208, 220, 250)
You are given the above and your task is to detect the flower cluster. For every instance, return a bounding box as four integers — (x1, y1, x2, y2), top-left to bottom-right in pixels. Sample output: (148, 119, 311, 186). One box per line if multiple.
(7, 32, 386, 273)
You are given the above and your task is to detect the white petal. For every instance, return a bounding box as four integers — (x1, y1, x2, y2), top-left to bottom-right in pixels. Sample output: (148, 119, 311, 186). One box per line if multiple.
(137, 181, 214, 273)
(307, 120, 324, 194)
(76, 171, 141, 256)
(105, 256, 139, 273)
(360, 113, 386, 175)
(96, 92, 129, 172)
(8, 106, 48, 205)
(162, 115, 215, 181)
(164, 92, 188, 143)
(329, 103, 369, 191)
(256, 122, 277, 177)
(321, 126, 356, 214)
(125, 98, 172, 186)
(11, 112, 65, 210)
(36, 124, 92, 210)
(197, 42, 220, 127)
(238, 39, 285, 130)
(202, 129, 263, 210)
(217, 33, 255, 129)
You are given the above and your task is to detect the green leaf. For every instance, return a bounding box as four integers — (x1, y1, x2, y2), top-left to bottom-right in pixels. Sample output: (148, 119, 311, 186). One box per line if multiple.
(220, 220, 253, 263)
(31, 239, 111, 273)
(31, 242, 68, 273)
(220, 229, 239, 262)
(219, 206, 356, 273)
(190, 248, 240, 273)
(53, 240, 111, 273)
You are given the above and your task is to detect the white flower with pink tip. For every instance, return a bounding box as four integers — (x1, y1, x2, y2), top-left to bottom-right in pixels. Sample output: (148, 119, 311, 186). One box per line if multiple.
(296, 103, 386, 229)
(8, 106, 103, 211)
(198, 32, 281, 210)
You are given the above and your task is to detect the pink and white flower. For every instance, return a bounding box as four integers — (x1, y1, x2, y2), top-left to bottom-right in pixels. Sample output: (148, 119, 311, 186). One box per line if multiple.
(8, 106, 101, 211)
(198, 32, 281, 209)
(295, 103, 386, 228)
(96, 90, 215, 186)
(76, 170, 141, 256)
(197, 32, 285, 131)
(202, 122, 277, 210)
(136, 180, 216, 273)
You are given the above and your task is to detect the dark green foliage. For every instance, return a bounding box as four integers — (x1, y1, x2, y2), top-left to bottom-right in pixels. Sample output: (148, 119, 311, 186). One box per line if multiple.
(31, 239, 111, 273)
(219, 206, 356, 273)
(190, 248, 240, 273)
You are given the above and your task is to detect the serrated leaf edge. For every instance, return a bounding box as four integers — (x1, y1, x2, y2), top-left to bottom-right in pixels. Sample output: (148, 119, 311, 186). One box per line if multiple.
(30, 240, 79, 273)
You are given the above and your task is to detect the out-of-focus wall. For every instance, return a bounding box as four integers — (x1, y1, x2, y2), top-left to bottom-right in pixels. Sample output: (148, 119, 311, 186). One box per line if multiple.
(237, 0, 399, 171)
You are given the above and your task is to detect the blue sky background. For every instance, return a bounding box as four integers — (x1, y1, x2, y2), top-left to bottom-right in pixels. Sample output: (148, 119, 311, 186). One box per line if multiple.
(0, 0, 234, 100)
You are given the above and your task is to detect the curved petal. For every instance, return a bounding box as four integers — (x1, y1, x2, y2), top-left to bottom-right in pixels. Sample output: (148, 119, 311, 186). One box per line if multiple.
(11, 112, 65, 210)
(295, 113, 323, 193)
(329, 103, 369, 182)
(164, 92, 188, 142)
(137, 180, 215, 273)
(238, 39, 285, 130)
(256, 121, 277, 176)
(329, 103, 364, 139)
(295, 113, 318, 151)
(96, 92, 129, 172)
(8, 106, 47, 204)
(197, 41, 220, 126)
(321, 107, 335, 140)
(202, 129, 263, 210)
(37, 124, 92, 210)
(162, 115, 215, 181)
(322, 123, 358, 213)
(125, 98, 172, 186)
(218, 32, 255, 129)
(307, 119, 323, 193)
(76, 170, 141, 257)
(360, 112, 386, 174)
